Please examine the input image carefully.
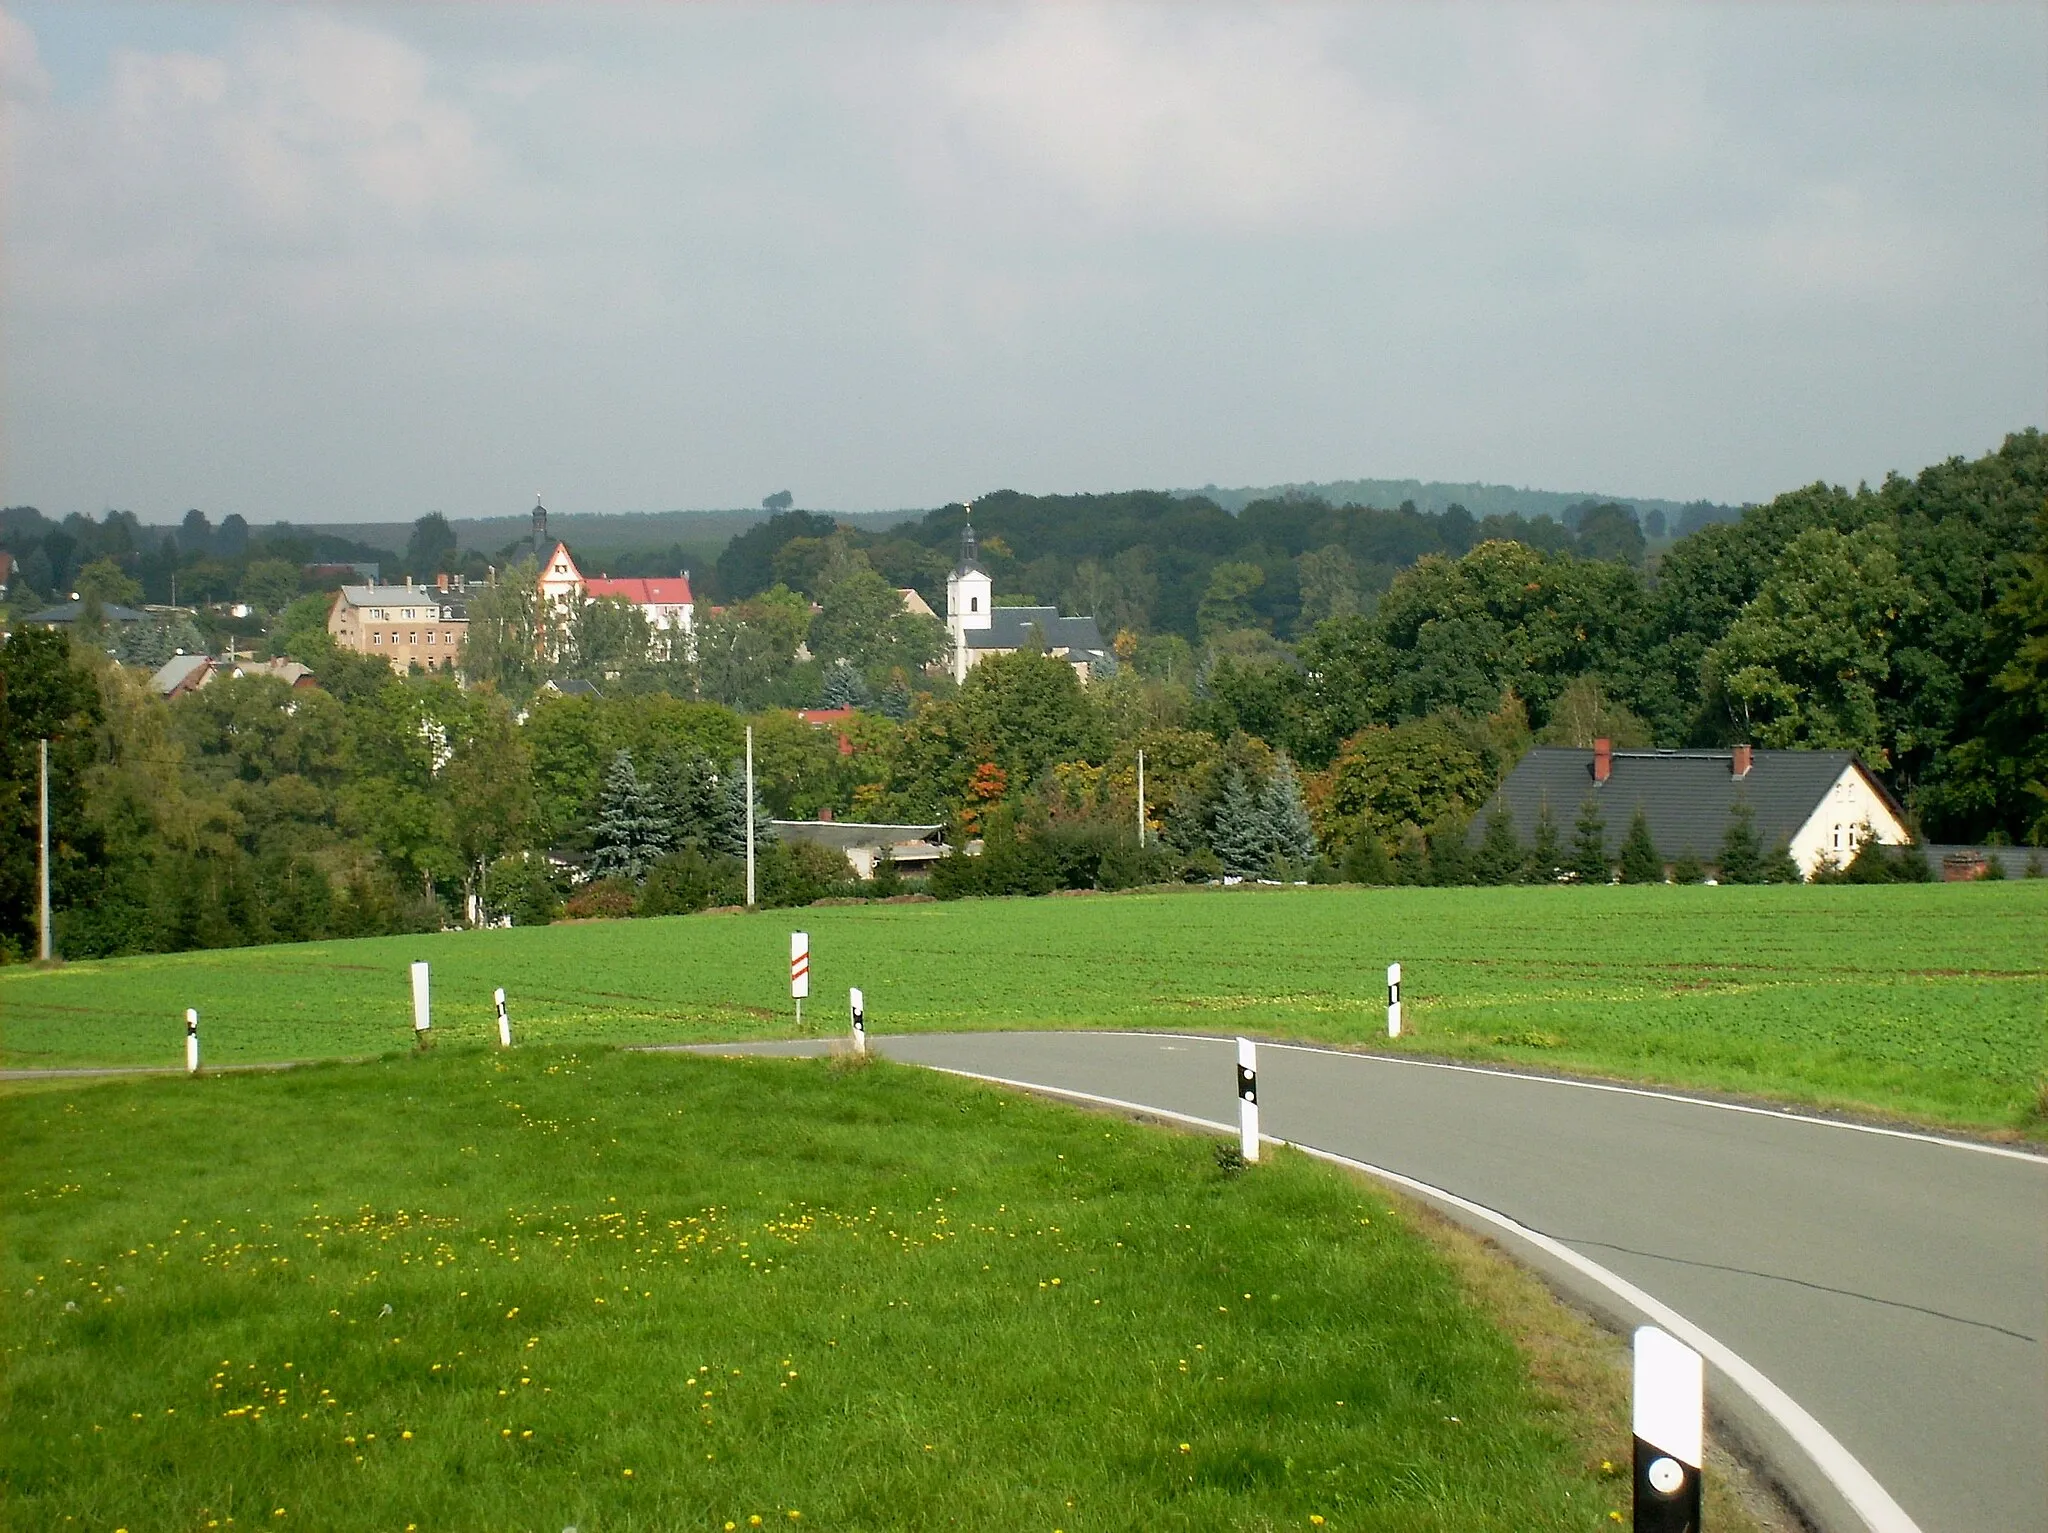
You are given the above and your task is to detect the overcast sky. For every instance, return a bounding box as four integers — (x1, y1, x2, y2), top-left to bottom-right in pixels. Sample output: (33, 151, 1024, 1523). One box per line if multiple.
(3, 3, 2043, 525)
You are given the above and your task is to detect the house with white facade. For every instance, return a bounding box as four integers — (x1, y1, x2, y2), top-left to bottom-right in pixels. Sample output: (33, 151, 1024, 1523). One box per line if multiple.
(944, 523, 1109, 684)
(1481, 741, 1913, 878)
(536, 539, 694, 657)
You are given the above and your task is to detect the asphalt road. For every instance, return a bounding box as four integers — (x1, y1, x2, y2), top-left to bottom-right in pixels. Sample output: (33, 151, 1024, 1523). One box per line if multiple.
(708, 1031, 2047, 1533)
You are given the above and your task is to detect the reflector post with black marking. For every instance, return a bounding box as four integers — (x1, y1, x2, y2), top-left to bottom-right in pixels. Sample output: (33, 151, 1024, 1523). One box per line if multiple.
(411, 960, 432, 1048)
(1236, 1036, 1260, 1163)
(849, 987, 866, 1054)
(1387, 961, 1402, 1038)
(495, 987, 511, 1048)
(185, 1008, 200, 1075)
(1633, 1324, 1704, 1531)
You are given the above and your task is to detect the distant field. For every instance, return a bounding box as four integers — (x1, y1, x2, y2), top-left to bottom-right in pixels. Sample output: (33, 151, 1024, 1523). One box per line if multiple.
(3, 884, 2043, 1132)
(2, 1049, 1635, 1531)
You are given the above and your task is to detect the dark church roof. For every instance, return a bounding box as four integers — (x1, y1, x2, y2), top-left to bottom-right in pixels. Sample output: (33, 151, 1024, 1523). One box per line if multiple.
(963, 606, 1108, 659)
(1479, 747, 1897, 858)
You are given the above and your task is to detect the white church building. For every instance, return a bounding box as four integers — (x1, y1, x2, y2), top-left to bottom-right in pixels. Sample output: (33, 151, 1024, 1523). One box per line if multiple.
(944, 523, 1109, 683)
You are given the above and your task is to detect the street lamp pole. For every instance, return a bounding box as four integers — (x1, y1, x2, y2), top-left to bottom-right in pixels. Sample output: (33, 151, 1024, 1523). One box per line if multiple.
(38, 738, 52, 962)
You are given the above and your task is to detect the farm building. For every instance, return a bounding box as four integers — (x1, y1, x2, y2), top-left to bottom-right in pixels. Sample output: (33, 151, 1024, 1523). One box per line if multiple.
(770, 817, 948, 879)
(1479, 742, 1911, 879)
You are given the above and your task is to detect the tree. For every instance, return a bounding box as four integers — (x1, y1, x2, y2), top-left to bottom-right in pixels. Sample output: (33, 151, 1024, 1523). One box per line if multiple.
(407, 512, 458, 577)
(74, 557, 143, 608)
(1341, 833, 1394, 884)
(588, 750, 670, 880)
(819, 661, 874, 711)
(0, 630, 105, 956)
(1618, 807, 1662, 883)
(1197, 562, 1267, 638)
(461, 561, 546, 700)
(1717, 801, 1766, 884)
(1572, 503, 1646, 567)
(1295, 545, 1362, 629)
(1527, 800, 1563, 883)
(1258, 755, 1318, 873)
(1316, 716, 1496, 856)
(1208, 764, 1270, 878)
(1472, 806, 1526, 885)
(566, 597, 651, 680)
(1703, 525, 1912, 762)
(1569, 795, 1610, 882)
(240, 559, 302, 616)
(762, 491, 794, 512)
(809, 565, 904, 671)
(1537, 675, 1653, 748)
(445, 693, 534, 923)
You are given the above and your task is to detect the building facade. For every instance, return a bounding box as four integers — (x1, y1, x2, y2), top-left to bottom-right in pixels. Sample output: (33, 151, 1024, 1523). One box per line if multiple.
(328, 578, 470, 672)
(943, 523, 1108, 683)
(535, 540, 694, 656)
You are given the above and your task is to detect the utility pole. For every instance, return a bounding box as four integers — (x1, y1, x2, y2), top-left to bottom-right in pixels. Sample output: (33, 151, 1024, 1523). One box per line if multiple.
(744, 725, 756, 907)
(38, 738, 52, 961)
(1136, 748, 1146, 848)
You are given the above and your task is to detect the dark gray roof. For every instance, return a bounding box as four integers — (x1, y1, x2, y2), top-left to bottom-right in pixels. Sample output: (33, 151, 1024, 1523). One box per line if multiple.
(1478, 747, 1892, 858)
(26, 600, 150, 625)
(547, 678, 604, 698)
(964, 606, 1107, 656)
(771, 821, 946, 853)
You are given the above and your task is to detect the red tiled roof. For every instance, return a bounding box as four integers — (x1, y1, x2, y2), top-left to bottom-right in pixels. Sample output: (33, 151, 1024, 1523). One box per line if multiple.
(797, 707, 856, 726)
(584, 575, 693, 604)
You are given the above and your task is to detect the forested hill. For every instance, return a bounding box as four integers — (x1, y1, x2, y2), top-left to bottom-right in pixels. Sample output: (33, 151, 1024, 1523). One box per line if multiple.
(1179, 476, 1737, 530)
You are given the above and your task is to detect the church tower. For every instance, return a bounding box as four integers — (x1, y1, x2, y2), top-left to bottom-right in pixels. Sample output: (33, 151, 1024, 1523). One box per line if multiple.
(946, 518, 993, 682)
(532, 497, 549, 562)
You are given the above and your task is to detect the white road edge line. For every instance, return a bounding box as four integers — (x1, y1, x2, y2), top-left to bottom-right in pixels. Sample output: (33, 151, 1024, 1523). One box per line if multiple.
(1079, 1029, 2048, 1164)
(922, 1063, 1927, 1533)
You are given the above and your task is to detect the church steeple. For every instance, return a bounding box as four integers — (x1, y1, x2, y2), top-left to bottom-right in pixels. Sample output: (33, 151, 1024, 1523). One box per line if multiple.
(532, 496, 549, 562)
(956, 516, 985, 576)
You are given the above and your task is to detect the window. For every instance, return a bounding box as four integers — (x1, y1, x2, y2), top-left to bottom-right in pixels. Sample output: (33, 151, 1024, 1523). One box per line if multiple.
(403, 608, 415, 620)
(971, 596, 980, 612)
(443, 631, 452, 644)
(408, 632, 417, 645)
(425, 631, 435, 644)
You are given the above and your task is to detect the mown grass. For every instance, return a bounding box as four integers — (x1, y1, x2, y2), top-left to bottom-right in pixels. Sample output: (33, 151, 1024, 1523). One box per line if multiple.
(3, 1048, 1634, 1531)
(3, 883, 2043, 1132)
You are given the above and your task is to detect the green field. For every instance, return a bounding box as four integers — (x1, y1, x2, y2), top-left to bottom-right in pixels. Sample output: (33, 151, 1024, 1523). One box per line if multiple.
(4, 883, 2043, 1132)
(3, 1048, 1641, 1531)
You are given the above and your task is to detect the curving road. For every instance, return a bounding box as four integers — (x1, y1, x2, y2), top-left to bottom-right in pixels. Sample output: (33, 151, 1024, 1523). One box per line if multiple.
(701, 1031, 2047, 1533)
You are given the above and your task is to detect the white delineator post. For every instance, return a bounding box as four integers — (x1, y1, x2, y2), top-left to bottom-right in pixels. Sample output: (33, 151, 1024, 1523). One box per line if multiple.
(744, 725, 757, 908)
(495, 987, 511, 1048)
(1386, 961, 1402, 1038)
(790, 930, 810, 1029)
(849, 986, 866, 1054)
(185, 1008, 200, 1075)
(1632, 1325, 1704, 1532)
(411, 961, 432, 1047)
(1236, 1036, 1260, 1163)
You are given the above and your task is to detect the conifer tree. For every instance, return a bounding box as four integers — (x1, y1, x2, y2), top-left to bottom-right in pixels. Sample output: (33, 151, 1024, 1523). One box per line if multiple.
(589, 750, 670, 880)
(1618, 807, 1663, 884)
(1342, 833, 1395, 885)
(818, 660, 874, 711)
(1209, 765, 1270, 878)
(713, 757, 774, 860)
(1717, 801, 1766, 883)
(1527, 799, 1563, 883)
(1669, 849, 1707, 884)
(651, 752, 725, 852)
(1569, 795, 1610, 882)
(1473, 806, 1526, 885)
(1258, 755, 1318, 871)
(1392, 828, 1430, 886)
(1426, 819, 1476, 885)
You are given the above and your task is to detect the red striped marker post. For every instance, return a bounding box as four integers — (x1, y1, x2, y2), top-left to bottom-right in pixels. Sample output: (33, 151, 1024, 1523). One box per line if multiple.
(495, 987, 511, 1048)
(1633, 1325, 1704, 1531)
(1236, 1037, 1260, 1163)
(1386, 962, 1403, 1038)
(185, 1008, 200, 1075)
(849, 987, 866, 1054)
(790, 931, 810, 1029)
(411, 960, 432, 1049)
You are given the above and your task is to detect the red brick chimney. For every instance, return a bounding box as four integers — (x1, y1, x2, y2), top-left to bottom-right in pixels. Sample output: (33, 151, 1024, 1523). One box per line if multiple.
(436, 572, 450, 592)
(817, 807, 833, 822)
(1593, 737, 1612, 784)
(1732, 744, 1753, 779)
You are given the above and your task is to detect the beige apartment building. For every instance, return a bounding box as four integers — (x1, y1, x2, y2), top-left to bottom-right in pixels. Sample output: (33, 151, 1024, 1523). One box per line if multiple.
(328, 576, 470, 672)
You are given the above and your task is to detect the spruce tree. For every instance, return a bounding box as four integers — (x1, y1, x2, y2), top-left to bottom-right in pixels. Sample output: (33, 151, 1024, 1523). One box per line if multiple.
(1763, 841, 1804, 883)
(589, 750, 670, 881)
(1342, 833, 1395, 885)
(1527, 800, 1563, 883)
(1569, 795, 1610, 883)
(1258, 755, 1318, 873)
(819, 660, 874, 711)
(1618, 807, 1663, 884)
(1392, 828, 1430, 886)
(1473, 807, 1525, 885)
(1669, 849, 1707, 884)
(1717, 801, 1766, 884)
(1426, 819, 1476, 885)
(712, 758, 774, 861)
(1209, 765, 1270, 878)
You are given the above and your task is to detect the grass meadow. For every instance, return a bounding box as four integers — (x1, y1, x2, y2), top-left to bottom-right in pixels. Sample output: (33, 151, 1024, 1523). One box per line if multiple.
(2, 1048, 1644, 1532)
(3, 882, 2043, 1132)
